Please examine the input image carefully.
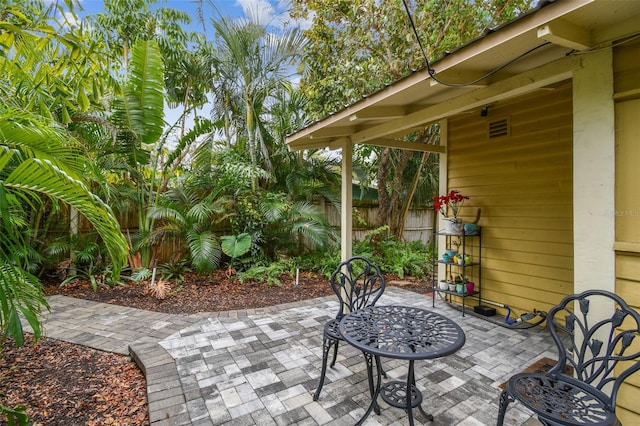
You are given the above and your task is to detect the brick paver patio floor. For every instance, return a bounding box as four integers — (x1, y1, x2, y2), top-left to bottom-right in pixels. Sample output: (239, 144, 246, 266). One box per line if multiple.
(28, 287, 554, 425)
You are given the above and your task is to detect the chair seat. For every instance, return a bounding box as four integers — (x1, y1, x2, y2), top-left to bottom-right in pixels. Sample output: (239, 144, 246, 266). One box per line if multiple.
(506, 373, 619, 426)
(324, 318, 342, 341)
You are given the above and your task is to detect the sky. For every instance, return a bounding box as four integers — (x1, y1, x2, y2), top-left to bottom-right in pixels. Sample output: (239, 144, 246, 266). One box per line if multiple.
(76, 0, 307, 30)
(68, 0, 309, 134)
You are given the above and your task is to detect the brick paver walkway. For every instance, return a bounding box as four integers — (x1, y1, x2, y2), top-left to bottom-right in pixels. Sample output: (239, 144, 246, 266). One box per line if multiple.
(27, 288, 552, 425)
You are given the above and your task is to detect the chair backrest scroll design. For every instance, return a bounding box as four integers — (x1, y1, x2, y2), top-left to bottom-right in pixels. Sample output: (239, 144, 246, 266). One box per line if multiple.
(330, 256, 386, 320)
(548, 289, 640, 409)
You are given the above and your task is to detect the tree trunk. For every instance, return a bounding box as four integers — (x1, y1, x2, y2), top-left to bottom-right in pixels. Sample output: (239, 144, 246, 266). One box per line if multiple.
(375, 147, 391, 229)
(374, 126, 440, 240)
(396, 151, 431, 239)
(388, 150, 413, 239)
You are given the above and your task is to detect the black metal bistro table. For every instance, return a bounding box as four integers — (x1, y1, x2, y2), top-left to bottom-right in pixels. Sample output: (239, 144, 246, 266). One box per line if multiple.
(339, 305, 466, 425)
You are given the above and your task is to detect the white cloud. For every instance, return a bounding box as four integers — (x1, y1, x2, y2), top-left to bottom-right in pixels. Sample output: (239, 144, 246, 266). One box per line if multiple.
(277, 0, 314, 31)
(234, 0, 312, 30)
(237, 0, 278, 26)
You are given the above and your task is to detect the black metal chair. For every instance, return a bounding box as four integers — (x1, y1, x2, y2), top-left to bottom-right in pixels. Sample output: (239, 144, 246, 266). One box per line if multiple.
(313, 256, 386, 401)
(497, 289, 640, 426)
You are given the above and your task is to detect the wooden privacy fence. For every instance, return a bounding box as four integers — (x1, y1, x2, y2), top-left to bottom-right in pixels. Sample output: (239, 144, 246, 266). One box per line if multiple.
(323, 204, 435, 244)
(57, 204, 435, 263)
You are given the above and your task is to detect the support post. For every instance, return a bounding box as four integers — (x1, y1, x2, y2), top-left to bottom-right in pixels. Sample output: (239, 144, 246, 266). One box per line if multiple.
(341, 139, 353, 261)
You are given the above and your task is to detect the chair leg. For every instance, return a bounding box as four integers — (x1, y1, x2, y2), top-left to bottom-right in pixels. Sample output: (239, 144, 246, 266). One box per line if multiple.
(496, 388, 514, 426)
(363, 352, 381, 415)
(329, 339, 340, 368)
(314, 336, 336, 401)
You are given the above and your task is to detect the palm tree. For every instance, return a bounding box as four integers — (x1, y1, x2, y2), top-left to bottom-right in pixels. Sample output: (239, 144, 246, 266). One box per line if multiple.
(146, 184, 225, 274)
(0, 110, 128, 346)
(89, 2, 219, 269)
(0, 0, 128, 345)
(266, 85, 342, 206)
(105, 38, 165, 270)
(208, 10, 307, 180)
(257, 194, 338, 259)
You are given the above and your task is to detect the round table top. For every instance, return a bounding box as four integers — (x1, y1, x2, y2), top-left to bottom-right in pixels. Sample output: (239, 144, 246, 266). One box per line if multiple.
(339, 305, 466, 360)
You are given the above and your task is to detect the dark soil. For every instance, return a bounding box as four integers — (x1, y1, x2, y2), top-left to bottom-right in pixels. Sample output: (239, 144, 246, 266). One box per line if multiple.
(1, 271, 432, 425)
(43, 270, 340, 315)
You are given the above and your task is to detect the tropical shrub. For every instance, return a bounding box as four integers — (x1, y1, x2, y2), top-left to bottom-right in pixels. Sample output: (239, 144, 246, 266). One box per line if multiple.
(157, 257, 192, 283)
(292, 232, 435, 280)
(237, 262, 292, 287)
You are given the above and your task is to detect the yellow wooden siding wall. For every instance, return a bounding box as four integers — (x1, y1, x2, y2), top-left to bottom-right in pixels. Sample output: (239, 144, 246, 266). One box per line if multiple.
(613, 37, 640, 424)
(446, 82, 573, 316)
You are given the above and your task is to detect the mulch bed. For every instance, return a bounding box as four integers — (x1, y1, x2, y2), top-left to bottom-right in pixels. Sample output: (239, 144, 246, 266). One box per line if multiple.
(1, 335, 147, 425)
(42, 270, 340, 314)
(2, 271, 432, 425)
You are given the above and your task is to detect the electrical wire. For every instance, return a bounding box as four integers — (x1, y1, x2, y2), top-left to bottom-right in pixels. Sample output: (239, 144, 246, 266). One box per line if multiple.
(572, 32, 640, 56)
(401, 0, 551, 88)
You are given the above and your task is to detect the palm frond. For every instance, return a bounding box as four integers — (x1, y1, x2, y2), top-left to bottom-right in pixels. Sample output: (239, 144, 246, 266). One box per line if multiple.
(4, 158, 128, 276)
(111, 39, 164, 146)
(147, 205, 187, 226)
(0, 258, 47, 345)
(187, 202, 215, 224)
(0, 109, 85, 176)
(186, 229, 221, 273)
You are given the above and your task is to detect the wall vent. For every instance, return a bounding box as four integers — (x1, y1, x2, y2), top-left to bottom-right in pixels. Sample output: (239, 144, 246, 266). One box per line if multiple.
(488, 117, 510, 139)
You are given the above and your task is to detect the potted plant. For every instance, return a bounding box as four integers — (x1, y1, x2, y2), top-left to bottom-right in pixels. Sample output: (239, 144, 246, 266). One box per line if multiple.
(455, 274, 475, 294)
(454, 274, 466, 293)
(438, 279, 450, 290)
(448, 274, 457, 292)
(433, 190, 469, 234)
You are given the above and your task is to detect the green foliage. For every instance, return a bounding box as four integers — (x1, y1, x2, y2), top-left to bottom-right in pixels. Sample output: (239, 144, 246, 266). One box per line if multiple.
(49, 233, 128, 290)
(129, 267, 153, 282)
(158, 258, 191, 283)
(61, 263, 129, 292)
(147, 184, 223, 274)
(292, 0, 536, 118)
(111, 39, 165, 147)
(292, 232, 435, 280)
(229, 191, 337, 262)
(0, 261, 45, 348)
(221, 233, 252, 269)
(236, 233, 434, 286)
(293, 246, 342, 278)
(238, 262, 291, 287)
(0, 108, 128, 344)
(209, 11, 307, 175)
(368, 239, 434, 279)
(0, 403, 28, 426)
(47, 233, 101, 267)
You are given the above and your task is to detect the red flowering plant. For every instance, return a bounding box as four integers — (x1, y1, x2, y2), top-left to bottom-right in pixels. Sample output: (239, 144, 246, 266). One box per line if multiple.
(433, 190, 469, 223)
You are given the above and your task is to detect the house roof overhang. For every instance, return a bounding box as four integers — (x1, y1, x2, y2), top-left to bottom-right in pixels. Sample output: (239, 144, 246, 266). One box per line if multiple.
(286, 0, 640, 152)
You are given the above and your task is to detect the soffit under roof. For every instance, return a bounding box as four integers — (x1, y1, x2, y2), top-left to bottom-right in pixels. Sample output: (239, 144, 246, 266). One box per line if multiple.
(286, 0, 640, 152)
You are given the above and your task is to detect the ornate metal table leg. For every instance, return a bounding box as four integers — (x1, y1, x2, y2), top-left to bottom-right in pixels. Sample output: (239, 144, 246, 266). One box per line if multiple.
(410, 360, 434, 423)
(406, 361, 415, 426)
(408, 360, 434, 424)
(365, 352, 381, 415)
(379, 360, 431, 424)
